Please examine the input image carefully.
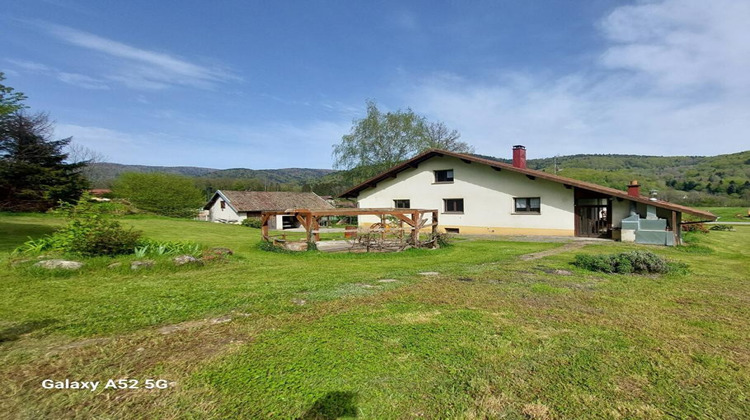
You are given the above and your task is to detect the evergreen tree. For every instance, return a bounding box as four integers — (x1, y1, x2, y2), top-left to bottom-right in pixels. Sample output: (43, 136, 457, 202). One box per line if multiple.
(0, 112, 89, 211)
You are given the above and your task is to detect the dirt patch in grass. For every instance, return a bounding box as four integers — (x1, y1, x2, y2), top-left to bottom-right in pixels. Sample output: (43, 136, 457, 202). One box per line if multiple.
(522, 403, 553, 419)
(519, 242, 587, 261)
(157, 316, 233, 335)
(388, 310, 442, 324)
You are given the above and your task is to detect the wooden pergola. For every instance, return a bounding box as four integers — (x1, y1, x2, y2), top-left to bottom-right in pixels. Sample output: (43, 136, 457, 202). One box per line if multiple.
(260, 208, 439, 245)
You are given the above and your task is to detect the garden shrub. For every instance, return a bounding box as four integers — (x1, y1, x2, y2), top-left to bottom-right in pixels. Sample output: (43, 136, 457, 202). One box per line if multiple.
(15, 216, 142, 257)
(111, 172, 204, 218)
(709, 224, 734, 231)
(16, 194, 142, 257)
(62, 217, 142, 256)
(573, 250, 684, 274)
(682, 223, 709, 233)
(241, 218, 263, 228)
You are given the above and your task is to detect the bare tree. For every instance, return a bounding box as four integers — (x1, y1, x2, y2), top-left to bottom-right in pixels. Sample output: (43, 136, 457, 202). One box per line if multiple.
(66, 142, 107, 186)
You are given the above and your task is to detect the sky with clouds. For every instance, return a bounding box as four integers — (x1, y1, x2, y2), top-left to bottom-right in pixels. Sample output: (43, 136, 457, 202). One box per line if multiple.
(2, 0, 748, 169)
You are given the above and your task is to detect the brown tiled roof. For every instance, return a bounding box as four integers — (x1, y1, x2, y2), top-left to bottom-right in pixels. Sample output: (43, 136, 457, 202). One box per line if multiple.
(204, 191, 334, 212)
(339, 149, 716, 220)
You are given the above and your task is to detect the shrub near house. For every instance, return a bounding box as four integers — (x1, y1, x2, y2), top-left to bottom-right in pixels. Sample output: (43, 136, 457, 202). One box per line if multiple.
(112, 172, 204, 218)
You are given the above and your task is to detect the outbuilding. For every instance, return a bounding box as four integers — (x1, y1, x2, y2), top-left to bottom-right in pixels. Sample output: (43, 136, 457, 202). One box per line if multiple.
(203, 190, 334, 229)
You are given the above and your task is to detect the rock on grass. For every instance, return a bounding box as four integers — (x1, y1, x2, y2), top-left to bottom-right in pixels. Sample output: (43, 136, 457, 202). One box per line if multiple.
(34, 260, 83, 270)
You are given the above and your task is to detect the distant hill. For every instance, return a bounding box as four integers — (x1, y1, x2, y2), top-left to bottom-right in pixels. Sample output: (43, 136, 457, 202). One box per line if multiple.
(476, 150, 750, 206)
(202, 168, 336, 184)
(87, 162, 334, 188)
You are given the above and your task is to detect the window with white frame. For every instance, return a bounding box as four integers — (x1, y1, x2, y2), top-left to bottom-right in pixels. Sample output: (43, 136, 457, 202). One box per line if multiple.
(444, 198, 464, 213)
(514, 197, 541, 213)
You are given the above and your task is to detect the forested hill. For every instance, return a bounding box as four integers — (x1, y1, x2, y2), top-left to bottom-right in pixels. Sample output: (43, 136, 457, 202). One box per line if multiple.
(201, 168, 336, 184)
(478, 150, 750, 206)
(86, 163, 334, 188)
(86, 163, 218, 185)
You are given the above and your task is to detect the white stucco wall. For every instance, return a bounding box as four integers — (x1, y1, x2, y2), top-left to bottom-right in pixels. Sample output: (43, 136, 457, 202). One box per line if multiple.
(356, 156, 576, 235)
(207, 197, 244, 223)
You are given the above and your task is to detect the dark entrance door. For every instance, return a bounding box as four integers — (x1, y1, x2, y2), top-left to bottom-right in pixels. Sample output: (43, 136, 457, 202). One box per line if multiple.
(574, 188, 612, 238)
(575, 205, 610, 237)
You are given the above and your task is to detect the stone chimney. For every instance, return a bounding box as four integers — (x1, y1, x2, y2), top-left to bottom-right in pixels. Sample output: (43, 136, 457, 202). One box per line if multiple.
(512, 145, 526, 169)
(628, 180, 640, 197)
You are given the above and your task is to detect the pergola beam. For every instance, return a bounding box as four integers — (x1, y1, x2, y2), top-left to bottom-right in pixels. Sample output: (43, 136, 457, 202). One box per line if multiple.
(261, 208, 439, 245)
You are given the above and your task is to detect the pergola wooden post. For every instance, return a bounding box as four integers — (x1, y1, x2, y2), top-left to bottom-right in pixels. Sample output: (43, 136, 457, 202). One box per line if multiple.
(260, 213, 270, 240)
(312, 216, 320, 242)
(260, 208, 439, 248)
(411, 211, 420, 245)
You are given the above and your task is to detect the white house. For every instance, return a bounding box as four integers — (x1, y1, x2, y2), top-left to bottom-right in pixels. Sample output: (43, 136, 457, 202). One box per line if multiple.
(340, 146, 716, 245)
(203, 190, 334, 228)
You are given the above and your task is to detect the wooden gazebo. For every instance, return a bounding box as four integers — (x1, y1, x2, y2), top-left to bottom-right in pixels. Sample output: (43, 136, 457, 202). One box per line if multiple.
(260, 208, 439, 245)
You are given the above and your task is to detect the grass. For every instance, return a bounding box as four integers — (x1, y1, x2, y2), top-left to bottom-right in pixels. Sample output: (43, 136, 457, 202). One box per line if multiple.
(0, 213, 748, 418)
(696, 206, 750, 222)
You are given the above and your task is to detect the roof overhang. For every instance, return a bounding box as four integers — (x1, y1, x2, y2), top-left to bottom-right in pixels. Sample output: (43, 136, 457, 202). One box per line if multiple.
(203, 190, 239, 212)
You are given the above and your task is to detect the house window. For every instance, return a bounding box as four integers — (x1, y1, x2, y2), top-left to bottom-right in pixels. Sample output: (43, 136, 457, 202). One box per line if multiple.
(220, 200, 226, 210)
(394, 199, 410, 209)
(434, 169, 454, 183)
(514, 197, 541, 213)
(444, 198, 464, 213)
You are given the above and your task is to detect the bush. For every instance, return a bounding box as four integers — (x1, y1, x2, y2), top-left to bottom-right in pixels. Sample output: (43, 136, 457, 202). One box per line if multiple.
(241, 218, 262, 228)
(682, 223, 709, 233)
(573, 251, 683, 275)
(112, 173, 204, 218)
(15, 195, 142, 257)
(63, 218, 142, 256)
(15, 216, 142, 257)
(709, 224, 734, 231)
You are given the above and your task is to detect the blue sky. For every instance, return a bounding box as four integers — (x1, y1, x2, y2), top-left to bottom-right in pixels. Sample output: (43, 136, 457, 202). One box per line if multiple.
(2, 0, 748, 169)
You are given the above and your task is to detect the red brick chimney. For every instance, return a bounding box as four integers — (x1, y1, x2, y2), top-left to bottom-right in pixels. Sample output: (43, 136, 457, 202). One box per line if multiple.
(628, 180, 640, 197)
(512, 145, 526, 169)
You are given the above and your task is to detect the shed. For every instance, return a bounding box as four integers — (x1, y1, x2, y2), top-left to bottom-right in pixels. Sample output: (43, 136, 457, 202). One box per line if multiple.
(203, 190, 334, 228)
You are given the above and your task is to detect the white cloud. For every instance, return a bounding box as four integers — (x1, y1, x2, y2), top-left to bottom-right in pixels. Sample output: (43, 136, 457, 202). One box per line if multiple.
(600, 0, 750, 92)
(6, 58, 110, 90)
(41, 23, 239, 90)
(403, 0, 750, 159)
(6, 59, 52, 72)
(57, 72, 110, 90)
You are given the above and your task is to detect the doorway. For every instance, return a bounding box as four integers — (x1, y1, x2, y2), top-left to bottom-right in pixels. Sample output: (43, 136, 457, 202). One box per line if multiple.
(574, 190, 612, 238)
(575, 205, 611, 237)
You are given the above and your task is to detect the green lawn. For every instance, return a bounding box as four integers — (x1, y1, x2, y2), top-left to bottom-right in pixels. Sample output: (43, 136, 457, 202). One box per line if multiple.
(696, 207, 750, 222)
(1, 214, 748, 419)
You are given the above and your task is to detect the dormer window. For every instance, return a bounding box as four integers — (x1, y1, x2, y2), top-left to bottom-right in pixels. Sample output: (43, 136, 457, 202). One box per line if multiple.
(434, 169, 454, 183)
